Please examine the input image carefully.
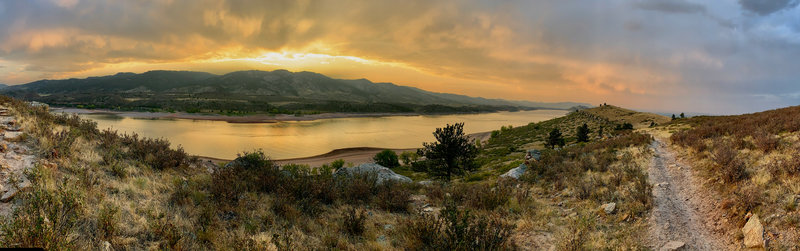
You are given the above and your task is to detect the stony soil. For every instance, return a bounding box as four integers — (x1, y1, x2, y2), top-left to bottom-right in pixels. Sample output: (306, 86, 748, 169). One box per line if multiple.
(0, 106, 38, 217)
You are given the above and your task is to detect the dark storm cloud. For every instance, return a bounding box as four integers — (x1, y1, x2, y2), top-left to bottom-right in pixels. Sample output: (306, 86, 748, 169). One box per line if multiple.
(633, 0, 707, 14)
(739, 0, 799, 15)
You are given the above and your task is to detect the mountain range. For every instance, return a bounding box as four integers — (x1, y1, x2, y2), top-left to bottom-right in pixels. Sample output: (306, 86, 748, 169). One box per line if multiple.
(2, 70, 589, 114)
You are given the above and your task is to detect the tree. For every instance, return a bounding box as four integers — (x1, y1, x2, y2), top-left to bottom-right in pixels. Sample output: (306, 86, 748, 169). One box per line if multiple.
(373, 149, 400, 168)
(672, 114, 676, 120)
(680, 112, 685, 119)
(576, 123, 590, 142)
(420, 123, 478, 181)
(545, 128, 565, 149)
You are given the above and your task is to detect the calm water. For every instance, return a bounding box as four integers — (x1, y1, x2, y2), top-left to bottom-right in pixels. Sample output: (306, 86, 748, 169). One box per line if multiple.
(77, 110, 566, 159)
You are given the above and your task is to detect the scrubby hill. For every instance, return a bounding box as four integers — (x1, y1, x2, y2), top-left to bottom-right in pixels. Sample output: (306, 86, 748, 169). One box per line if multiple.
(0, 97, 656, 249)
(662, 105, 800, 249)
(585, 104, 670, 129)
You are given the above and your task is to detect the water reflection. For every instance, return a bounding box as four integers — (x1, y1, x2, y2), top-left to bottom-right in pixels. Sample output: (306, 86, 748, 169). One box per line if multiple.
(78, 110, 567, 159)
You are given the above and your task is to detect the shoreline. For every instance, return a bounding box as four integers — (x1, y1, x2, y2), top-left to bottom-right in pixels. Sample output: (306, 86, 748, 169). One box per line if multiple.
(199, 131, 494, 166)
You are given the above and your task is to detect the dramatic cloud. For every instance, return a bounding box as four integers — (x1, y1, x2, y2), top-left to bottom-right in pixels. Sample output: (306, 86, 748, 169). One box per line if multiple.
(739, 0, 798, 15)
(0, 0, 799, 114)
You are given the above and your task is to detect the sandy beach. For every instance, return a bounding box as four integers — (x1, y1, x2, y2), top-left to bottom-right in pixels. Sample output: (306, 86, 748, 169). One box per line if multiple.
(200, 131, 493, 167)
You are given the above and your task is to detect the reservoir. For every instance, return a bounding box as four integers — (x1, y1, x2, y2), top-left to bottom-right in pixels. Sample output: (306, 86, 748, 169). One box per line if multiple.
(75, 110, 567, 160)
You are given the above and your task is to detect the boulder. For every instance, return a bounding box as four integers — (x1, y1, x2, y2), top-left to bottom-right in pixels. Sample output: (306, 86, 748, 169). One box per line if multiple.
(334, 163, 412, 184)
(500, 164, 527, 179)
(600, 202, 616, 214)
(660, 241, 685, 251)
(742, 214, 765, 249)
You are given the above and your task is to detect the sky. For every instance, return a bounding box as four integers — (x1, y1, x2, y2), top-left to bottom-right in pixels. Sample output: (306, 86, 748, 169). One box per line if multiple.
(0, 0, 799, 115)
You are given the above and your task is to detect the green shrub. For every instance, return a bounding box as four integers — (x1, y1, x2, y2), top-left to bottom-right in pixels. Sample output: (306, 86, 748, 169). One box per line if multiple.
(374, 149, 400, 168)
(97, 204, 119, 241)
(0, 169, 83, 250)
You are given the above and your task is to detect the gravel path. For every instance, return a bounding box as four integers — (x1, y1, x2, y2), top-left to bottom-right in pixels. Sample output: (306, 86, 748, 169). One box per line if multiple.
(646, 138, 731, 250)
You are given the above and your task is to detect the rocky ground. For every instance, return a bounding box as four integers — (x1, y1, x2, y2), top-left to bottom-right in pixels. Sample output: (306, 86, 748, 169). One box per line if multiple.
(0, 106, 38, 217)
(647, 137, 739, 250)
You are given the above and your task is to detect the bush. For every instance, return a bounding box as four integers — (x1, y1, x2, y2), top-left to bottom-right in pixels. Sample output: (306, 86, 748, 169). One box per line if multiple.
(401, 202, 514, 250)
(97, 204, 119, 241)
(710, 139, 747, 183)
(342, 208, 367, 237)
(373, 149, 400, 168)
(1, 169, 83, 250)
(374, 181, 411, 213)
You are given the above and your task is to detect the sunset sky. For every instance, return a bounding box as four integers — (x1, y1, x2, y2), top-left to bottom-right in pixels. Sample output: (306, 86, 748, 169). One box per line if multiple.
(1, 0, 799, 114)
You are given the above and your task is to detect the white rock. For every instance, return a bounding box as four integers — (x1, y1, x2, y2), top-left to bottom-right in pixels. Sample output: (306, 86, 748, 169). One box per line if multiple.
(601, 202, 616, 214)
(334, 163, 412, 184)
(500, 164, 527, 179)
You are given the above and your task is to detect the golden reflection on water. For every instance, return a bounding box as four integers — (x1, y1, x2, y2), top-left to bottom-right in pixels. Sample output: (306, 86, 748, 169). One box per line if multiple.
(79, 110, 567, 159)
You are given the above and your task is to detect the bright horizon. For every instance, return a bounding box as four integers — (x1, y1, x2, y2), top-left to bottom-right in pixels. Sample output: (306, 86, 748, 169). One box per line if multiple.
(1, 0, 799, 115)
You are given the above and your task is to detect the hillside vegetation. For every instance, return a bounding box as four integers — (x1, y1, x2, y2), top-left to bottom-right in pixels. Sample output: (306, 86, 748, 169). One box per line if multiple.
(664, 105, 800, 248)
(2, 70, 587, 115)
(0, 98, 659, 250)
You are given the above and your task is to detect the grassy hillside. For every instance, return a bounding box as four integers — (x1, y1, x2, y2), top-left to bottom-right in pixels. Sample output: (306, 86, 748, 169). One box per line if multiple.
(0, 98, 655, 249)
(663, 105, 800, 248)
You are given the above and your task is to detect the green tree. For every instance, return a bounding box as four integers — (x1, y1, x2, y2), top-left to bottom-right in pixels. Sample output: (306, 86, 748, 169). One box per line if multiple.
(373, 149, 400, 168)
(576, 123, 591, 142)
(420, 123, 478, 181)
(545, 128, 565, 149)
(680, 112, 685, 119)
(671, 114, 676, 120)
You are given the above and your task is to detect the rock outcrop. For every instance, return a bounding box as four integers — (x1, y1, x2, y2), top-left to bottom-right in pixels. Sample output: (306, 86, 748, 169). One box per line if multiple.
(334, 163, 412, 184)
(500, 164, 527, 179)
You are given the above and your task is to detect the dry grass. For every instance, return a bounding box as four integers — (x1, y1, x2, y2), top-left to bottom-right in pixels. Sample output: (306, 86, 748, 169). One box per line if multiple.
(663, 106, 800, 248)
(0, 97, 660, 249)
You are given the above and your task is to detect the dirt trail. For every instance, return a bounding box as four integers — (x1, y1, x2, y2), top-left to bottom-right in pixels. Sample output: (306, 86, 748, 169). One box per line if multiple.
(646, 137, 734, 250)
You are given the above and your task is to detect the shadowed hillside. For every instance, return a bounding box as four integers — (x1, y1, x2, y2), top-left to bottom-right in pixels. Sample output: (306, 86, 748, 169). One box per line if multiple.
(2, 70, 588, 115)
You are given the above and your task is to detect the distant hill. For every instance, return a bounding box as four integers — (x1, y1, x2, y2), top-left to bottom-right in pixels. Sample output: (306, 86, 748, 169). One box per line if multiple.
(2, 70, 589, 114)
(0, 83, 7, 89)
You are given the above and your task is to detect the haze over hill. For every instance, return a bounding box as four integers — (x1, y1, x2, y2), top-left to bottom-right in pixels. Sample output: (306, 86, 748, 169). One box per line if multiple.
(2, 70, 588, 114)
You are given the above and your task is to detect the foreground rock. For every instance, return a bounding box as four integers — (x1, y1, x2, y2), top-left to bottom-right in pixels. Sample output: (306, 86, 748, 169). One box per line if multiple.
(660, 241, 685, 251)
(600, 202, 616, 214)
(334, 163, 412, 184)
(500, 163, 527, 179)
(742, 213, 765, 249)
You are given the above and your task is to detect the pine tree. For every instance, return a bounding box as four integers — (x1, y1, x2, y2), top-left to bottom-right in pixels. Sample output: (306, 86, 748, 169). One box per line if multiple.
(576, 123, 591, 142)
(545, 128, 565, 149)
(420, 123, 478, 181)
